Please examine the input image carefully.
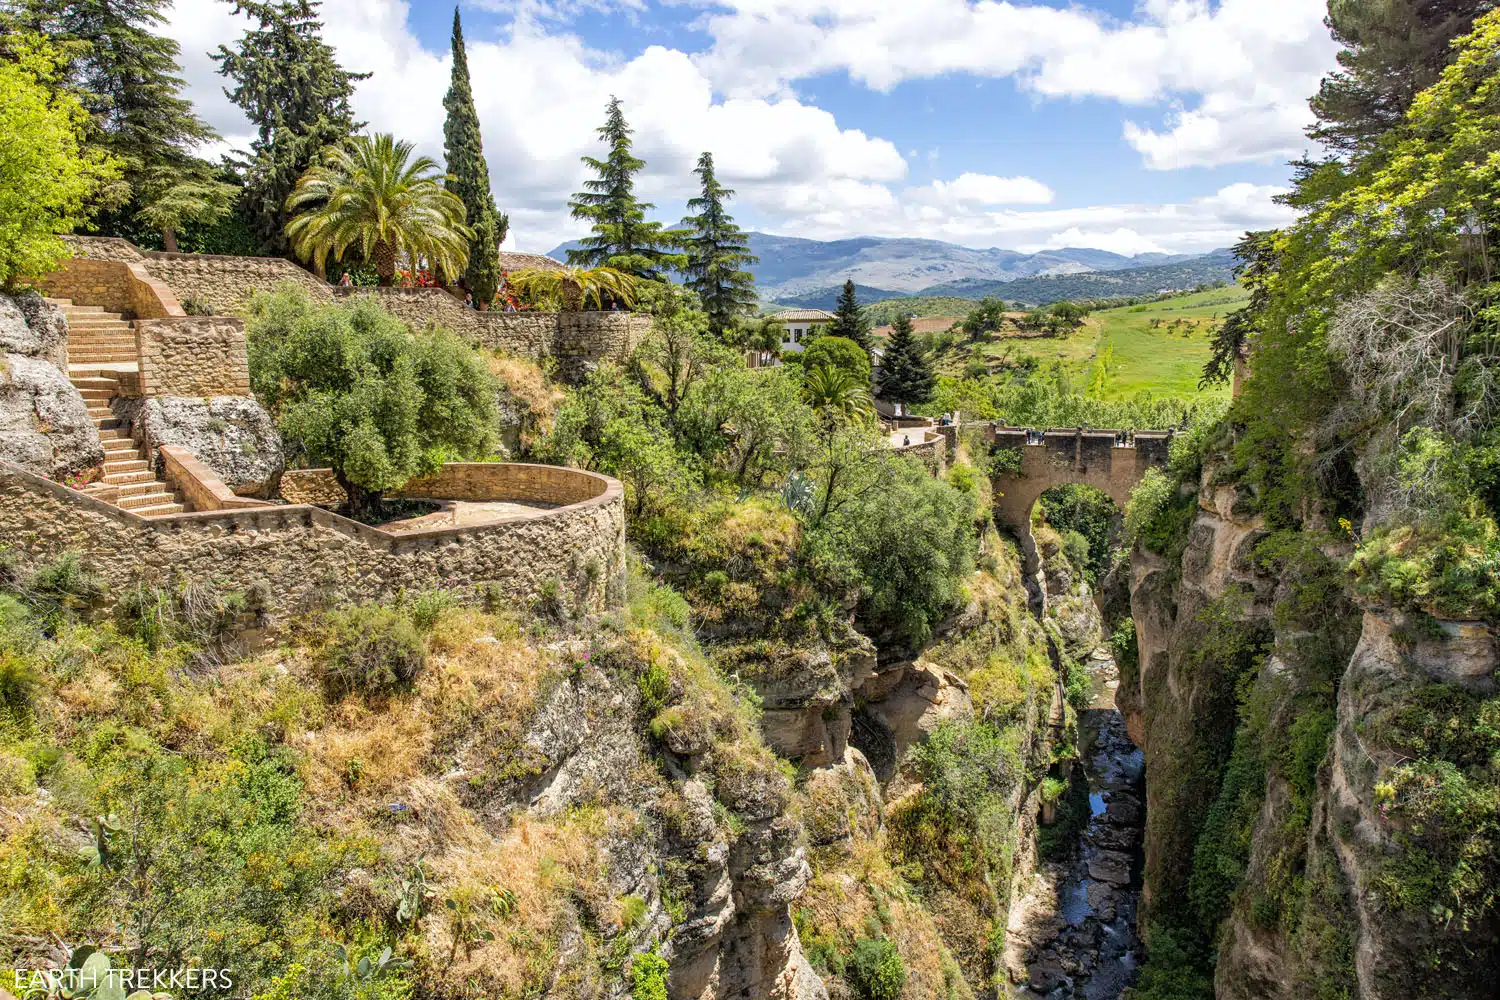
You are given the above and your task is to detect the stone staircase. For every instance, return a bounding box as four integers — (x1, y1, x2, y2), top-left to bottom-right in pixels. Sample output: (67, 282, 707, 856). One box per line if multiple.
(49, 299, 186, 516)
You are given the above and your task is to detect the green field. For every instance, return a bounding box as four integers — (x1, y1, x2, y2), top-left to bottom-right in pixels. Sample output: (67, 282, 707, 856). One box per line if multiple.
(976, 286, 1246, 401)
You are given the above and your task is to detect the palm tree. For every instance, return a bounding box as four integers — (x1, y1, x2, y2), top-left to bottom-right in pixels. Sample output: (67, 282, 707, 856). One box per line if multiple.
(507, 265, 637, 312)
(802, 364, 873, 420)
(285, 134, 473, 285)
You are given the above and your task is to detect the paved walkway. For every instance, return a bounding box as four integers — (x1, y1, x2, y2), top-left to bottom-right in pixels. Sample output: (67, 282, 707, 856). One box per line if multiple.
(380, 499, 557, 533)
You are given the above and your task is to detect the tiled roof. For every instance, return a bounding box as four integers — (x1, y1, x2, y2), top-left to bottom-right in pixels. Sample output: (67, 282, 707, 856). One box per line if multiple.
(770, 308, 837, 322)
(498, 252, 566, 272)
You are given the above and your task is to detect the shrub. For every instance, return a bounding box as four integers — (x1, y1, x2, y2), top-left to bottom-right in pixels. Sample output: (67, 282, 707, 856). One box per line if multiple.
(1124, 466, 1174, 547)
(801, 335, 871, 380)
(845, 936, 906, 1000)
(310, 604, 427, 697)
(408, 590, 458, 633)
(26, 552, 105, 624)
(630, 951, 669, 1000)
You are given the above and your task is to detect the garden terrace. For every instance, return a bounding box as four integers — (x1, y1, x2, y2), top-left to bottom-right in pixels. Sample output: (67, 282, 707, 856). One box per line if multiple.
(0, 460, 626, 621)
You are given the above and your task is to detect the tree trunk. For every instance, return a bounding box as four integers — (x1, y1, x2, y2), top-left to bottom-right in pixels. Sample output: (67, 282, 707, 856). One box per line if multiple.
(562, 279, 583, 312)
(333, 467, 384, 523)
(161, 228, 178, 252)
(373, 240, 397, 287)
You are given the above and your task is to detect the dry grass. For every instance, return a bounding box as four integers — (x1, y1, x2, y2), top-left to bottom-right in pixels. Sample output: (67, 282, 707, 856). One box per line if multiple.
(488, 352, 565, 449)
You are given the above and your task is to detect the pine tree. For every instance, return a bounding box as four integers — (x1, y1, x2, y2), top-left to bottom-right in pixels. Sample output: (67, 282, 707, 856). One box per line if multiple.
(214, 0, 368, 258)
(568, 96, 686, 280)
(830, 279, 871, 353)
(681, 151, 757, 338)
(22, 0, 230, 246)
(443, 7, 500, 304)
(1309, 0, 1495, 156)
(877, 315, 935, 410)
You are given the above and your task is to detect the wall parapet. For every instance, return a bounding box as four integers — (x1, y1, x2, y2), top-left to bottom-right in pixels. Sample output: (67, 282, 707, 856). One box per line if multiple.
(159, 446, 272, 511)
(0, 459, 627, 619)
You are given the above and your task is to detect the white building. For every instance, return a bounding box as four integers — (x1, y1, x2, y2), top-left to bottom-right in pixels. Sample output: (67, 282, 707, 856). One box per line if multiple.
(769, 308, 837, 354)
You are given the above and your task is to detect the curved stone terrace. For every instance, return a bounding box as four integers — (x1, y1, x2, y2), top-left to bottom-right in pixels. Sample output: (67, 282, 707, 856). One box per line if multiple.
(0, 460, 629, 618)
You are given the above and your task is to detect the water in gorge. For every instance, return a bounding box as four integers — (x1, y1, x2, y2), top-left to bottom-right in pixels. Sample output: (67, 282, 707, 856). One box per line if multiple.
(1007, 648, 1147, 999)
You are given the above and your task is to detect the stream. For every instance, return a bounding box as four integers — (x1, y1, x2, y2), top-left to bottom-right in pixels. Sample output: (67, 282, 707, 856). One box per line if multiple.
(1007, 649, 1147, 999)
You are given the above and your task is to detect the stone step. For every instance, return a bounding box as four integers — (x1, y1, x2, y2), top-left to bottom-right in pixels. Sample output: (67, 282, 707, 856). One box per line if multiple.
(71, 377, 119, 390)
(98, 429, 132, 443)
(79, 388, 116, 400)
(132, 501, 186, 517)
(119, 490, 176, 509)
(102, 469, 156, 486)
(102, 458, 148, 475)
(67, 318, 130, 326)
(92, 417, 122, 431)
(59, 304, 105, 314)
(68, 332, 135, 342)
(116, 480, 168, 499)
(69, 352, 138, 363)
(103, 441, 138, 457)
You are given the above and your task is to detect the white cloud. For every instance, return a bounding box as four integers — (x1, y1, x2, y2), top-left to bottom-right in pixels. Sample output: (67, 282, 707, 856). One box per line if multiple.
(157, 1, 1308, 255)
(693, 0, 1338, 170)
(913, 172, 1055, 207)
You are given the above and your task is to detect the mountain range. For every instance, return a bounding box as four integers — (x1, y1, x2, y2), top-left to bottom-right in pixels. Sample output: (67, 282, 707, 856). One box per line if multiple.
(544, 233, 1237, 308)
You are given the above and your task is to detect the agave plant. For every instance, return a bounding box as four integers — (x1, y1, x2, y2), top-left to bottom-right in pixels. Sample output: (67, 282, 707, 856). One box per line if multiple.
(23, 947, 169, 1000)
(780, 470, 816, 516)
(285, 133, 473, 285)
(506, 265, 637, 312)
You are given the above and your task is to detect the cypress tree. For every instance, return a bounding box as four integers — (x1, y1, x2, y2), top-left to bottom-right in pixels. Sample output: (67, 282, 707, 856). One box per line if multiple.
(443, 7, 500, 305)
(877, 314, 935, 410)
(681, 151, 757, 338)
(214, 0, 368, 258)
(830, 279, 872, 353)
(24, 0, 230, 247)
(568, 96, 685, 280)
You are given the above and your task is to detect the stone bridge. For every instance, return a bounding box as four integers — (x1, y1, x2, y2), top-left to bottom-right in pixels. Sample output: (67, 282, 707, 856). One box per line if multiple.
(980, 425, 1174, 530)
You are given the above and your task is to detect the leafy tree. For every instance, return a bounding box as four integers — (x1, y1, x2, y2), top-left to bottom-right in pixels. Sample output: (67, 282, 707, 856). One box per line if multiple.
(443, 7, 503, 306)
(214, 0, 368, 257)
(961, 297, 1005, 339)
(678, 364, 815, 487)
(829, 279, 872, 352)
(568, 97, 685, 279)
(506, 264, 636, 312)
(876, 315, 935, 410)
(246, 290, 498, 519)
(0, 32, 118, 286)
(1309, 0, 1495, 156)
(681, 151, 758, 338)
(544, 360, 695, 518)
(18, 0, 232, 248)
(285, 133, 473, 285)
(633, 293, 717, 419)
(801, 335, 870, 381)
(1048, 300, 1088, 329)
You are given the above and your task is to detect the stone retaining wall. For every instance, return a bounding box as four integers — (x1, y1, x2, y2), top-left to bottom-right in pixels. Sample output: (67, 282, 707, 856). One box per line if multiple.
(0, 460, 627, 619)
(42, 257, 181, 319)
(136, 317, 251, 397)
(144, 250, 332, 313)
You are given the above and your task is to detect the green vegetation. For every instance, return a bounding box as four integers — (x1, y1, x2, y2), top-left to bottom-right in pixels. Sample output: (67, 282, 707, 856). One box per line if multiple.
(285, 133, 474, 285)
(442, 8, 505, 306)
(568, 97, 686, 280)
(212, 0, 367, 258)
(0, 32, 117, 285)
(1083, 287, 1245, 400)
(245, 287, 498, 518)
(830, 279, 873, 353)
(680, 151, 758, 338)
(876, 315, 936, 410)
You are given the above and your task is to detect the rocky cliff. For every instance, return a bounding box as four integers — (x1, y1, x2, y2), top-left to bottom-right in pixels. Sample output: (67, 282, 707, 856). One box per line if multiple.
(1122, 463, 1500, 997)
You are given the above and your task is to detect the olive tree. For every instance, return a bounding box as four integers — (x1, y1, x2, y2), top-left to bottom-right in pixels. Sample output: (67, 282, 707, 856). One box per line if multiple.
(246, 289, 498, 519)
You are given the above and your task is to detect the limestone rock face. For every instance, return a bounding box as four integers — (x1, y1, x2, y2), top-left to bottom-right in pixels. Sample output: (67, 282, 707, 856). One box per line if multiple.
(130, 395, 284, 497)
(0, 330, 103, 481)
(0, 292, 69, 371)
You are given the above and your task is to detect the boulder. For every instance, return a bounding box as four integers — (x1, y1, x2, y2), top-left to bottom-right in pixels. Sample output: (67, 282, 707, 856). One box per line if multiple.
(0, 292, 69, 370)
(129, 395, 284, 497)
(0, 353, 105, 479)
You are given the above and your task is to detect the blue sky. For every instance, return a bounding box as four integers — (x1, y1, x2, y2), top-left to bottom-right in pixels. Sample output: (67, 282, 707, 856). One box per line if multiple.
(164, 0, 1339, 255)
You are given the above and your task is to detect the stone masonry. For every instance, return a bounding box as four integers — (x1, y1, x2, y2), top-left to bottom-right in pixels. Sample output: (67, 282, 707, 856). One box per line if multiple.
(135, 317, 251, 397)
(0, 460, 628, 619)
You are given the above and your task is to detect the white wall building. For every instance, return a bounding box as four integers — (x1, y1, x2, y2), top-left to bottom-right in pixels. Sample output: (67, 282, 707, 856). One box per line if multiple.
(769, 308, 836, 354)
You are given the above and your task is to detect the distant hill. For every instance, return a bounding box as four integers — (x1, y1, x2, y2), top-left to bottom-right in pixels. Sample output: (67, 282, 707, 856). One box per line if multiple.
(545, 232, 1220, 304)
(920, 248, 1239, 305)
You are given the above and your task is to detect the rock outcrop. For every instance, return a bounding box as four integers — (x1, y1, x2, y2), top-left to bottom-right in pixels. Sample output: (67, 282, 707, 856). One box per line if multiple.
(0, 294, 102, 480)
(1124, 464, 1500, 998)
(115, 394, 284, 497)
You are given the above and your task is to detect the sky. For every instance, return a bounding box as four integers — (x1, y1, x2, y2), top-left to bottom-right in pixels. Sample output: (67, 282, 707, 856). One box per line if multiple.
(160, 0, 1341, 257)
